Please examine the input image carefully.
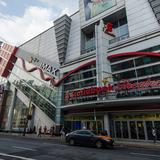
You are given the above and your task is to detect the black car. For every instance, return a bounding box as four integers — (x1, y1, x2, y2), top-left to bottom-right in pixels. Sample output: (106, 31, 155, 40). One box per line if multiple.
(65, 130, 114, 149)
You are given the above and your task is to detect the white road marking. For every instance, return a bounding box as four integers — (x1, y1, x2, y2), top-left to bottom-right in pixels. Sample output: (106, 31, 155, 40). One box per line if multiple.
(12, 146, 37, 151)
(0, 152, 36, 160)
(130, 152, 160, 158)
(0, 159, 4, 160)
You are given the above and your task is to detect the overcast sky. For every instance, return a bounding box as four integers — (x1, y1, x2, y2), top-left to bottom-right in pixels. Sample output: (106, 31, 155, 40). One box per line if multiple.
(0, 0, 79, 46)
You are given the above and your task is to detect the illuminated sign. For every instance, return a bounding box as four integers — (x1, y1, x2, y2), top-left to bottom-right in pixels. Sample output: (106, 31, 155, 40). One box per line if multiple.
(65, 84, 113, 100)
(29, 56, 59, 78)
(29, 56, 59, 77)
(65, 79, 160, 100)
(115, 79, 160, 91)
(16, 48, 60, 78)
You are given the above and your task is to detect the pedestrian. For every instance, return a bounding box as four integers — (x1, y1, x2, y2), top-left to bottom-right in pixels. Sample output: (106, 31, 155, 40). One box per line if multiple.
(152, 127, 157, 143)
(51, 125, 55, 136)
(33, 126, 36, 134)
(37, 126, 42, 137)
(60, 126, 65, 141)
(44, 126, 47, 136)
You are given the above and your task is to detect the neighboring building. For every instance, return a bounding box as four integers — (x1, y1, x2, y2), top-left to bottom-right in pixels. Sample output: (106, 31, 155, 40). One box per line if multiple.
(0, 0, 160, 141)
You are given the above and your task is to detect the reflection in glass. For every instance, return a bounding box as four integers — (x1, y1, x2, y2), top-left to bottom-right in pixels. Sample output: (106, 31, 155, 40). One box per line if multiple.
(154, 121, 160, 140)
(130, 121, 137, 139)
(146, 121, 153, 140)
(115, 121, 121, 138)
(122, 121, 129, 138)
(137, 121, 145, 139)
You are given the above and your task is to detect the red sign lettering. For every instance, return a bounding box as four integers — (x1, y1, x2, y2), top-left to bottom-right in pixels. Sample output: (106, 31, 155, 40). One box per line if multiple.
(65, 79, 160, 100)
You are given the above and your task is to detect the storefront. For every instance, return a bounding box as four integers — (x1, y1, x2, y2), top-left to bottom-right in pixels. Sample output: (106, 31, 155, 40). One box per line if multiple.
(63, 114, 104, 132)
(112, 112, 160, 141)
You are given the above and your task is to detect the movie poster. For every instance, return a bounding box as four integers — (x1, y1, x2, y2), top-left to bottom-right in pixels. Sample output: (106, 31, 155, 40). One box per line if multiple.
(84, 0, 116, 20)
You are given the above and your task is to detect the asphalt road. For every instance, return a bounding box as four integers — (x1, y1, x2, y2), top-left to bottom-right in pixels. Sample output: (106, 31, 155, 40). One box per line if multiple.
(0, 135, 160, 160)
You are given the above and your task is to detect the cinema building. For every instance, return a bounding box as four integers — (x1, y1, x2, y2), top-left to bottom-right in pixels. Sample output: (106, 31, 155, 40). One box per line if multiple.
(0, 0, 160, 141)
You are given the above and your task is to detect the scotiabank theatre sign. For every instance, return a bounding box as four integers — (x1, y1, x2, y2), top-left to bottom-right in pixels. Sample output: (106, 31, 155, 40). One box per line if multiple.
(65, 79, 160, 100)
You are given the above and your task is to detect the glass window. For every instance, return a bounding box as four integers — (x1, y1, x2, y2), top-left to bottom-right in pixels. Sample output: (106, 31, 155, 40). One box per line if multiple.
(130, 121, 137, 139)
(137, 121, 145, 140)
(111, 60, 134, 72)
(154, 121, 160, 140)
(145, 67, 153, 75)
(152, 64, 160, 74)
(119, 24, 129, 36)
(119, 70, 136, 80)
(81, 70, 95, 79)
(76, 130, 92, 135)
(146, 121, 153, 140)
(122, 121, 129, 138)
(119, 17, 127, 26)
(112, 17, 129, 37)
(115, 121, 122, 138)
(143, 57, 152, 63)
(137, 67, 153, 77)
(135, 56, 160, 67)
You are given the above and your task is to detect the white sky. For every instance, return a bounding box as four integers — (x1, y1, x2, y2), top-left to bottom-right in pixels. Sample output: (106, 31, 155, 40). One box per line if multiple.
(0, 0, 79, 46)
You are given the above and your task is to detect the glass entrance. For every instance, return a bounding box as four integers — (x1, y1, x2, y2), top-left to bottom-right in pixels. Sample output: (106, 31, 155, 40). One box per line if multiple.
(154, 121, 160, 140)
(115, 121, 121, 138)
(64, 120, 103, 132)
(114, 120, 160, 141)
(146, 121, 153, 140)
(130, 121, 137, 139)
(122, 121, 129, 138)
(137, 121, 145, 139)
(83, 120, 103, 132)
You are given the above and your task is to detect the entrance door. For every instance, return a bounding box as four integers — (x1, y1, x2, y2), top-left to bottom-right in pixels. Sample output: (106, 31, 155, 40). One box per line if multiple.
(122, 121, 129, 138)
(115, 121, 122, 138)
(130, 121, 137, 139)
(154, 121, 160, 140)
(84, 121, 103, 132)
(137, 121, 145, 139)
(145, 121, 153, 140)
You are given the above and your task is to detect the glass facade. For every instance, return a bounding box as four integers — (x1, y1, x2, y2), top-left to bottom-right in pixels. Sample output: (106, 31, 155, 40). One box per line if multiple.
(63, 64, 97, 105)
(109, 17, 129, 44)
(9, 58, 58, 121)
(110, 45, 160, 98)
(81, 30, 96, 54)
(12, 97, 28, 129)
(0, 90, 13, 129)
(112, 113, 160, 140)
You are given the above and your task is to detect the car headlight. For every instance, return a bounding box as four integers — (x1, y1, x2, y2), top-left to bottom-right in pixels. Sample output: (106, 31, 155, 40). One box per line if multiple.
(66, 133, 69, 137)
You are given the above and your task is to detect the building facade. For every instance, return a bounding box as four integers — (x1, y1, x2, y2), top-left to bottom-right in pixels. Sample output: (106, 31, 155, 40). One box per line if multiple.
(0, 0, 160, 141)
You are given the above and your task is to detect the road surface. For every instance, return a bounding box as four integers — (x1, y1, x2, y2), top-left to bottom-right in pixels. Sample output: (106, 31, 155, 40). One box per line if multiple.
(0, 135, 160, 160)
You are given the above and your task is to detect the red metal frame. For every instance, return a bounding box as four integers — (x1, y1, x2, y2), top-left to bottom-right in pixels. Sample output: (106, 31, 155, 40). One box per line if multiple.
(19, 51, 160, 87)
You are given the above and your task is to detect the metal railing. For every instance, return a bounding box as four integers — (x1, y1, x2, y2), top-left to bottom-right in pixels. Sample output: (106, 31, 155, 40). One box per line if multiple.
(13, 81, 56, 121)
(81, 38, 96, 54)
(109, 34, 129, 45)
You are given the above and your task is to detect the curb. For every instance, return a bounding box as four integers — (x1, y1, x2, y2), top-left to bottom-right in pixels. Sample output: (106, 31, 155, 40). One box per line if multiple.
(1, 133, 160, 150)
(115, 142, 160, 150)
(0, 132, 60, 140)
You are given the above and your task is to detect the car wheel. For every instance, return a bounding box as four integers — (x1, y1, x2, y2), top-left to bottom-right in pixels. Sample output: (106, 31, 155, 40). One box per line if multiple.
(69, 139, 75, 146)
(96, 141, 103, 149)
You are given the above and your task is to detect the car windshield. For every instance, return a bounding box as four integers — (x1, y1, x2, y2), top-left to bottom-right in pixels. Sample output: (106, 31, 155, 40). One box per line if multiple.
(90, 130, 98, 135)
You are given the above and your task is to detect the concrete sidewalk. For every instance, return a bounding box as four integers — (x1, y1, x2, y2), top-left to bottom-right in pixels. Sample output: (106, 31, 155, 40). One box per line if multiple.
(115, 140, 160, 149)
(1, 132, 160, 149)
(0, 132, 60, 140)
